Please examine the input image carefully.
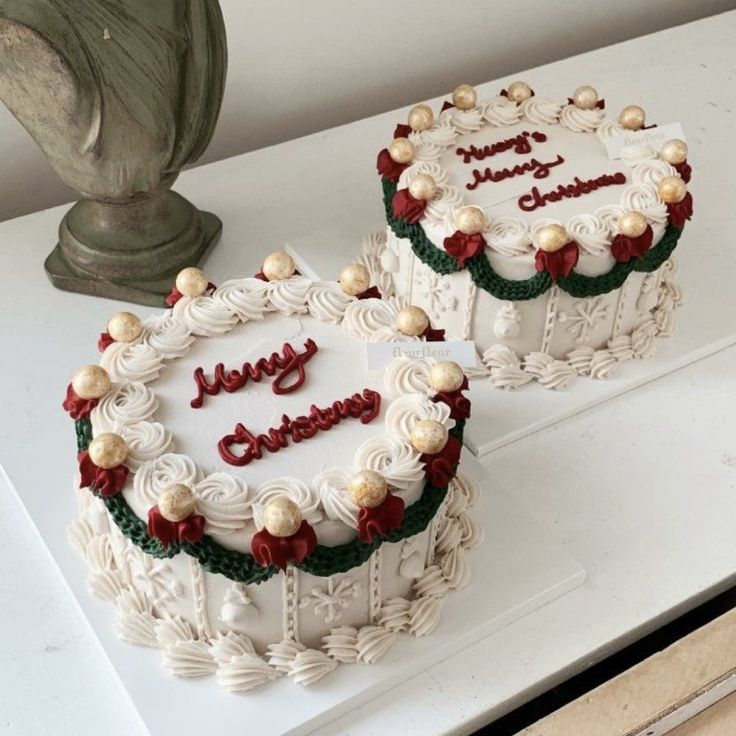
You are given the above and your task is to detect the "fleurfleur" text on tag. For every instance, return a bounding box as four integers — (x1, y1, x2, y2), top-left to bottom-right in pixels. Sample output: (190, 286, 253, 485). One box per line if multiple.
(366, 340, 477, 371)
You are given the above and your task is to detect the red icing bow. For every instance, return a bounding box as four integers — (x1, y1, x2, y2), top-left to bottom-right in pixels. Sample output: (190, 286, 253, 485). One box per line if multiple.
(251, 520, 317, 571)
(611, 225, 654, 263)
(147, 506, 206, 548)
(357, 492, 405, 543)
(421, 435, 462, 487)
(63, 384, 99, 420)
(78, 450, 129, 498)
(534, 242, 579, 280)
(674, 161, 691, 183)
(165, 282, 216, 307)
(377, 148, 409, 182)
(443, 230, 486, 268)
(355, 285, 382, 300)
(392, 188, 427, 223)
(422, 324, 446, 342)
(440, 100, 455, 112)
(667, 192, 693, 229)
(500, 87, 535, 99)
(432, 376, 471, 420)
(394, 123, 412, 138)
(254, 269, 301, 282)
(567, 97, 605, 109)
(98, 331, 115, 352)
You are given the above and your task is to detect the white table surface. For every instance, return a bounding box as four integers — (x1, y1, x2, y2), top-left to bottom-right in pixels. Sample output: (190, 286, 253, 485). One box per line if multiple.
(2, 11, 736, 736)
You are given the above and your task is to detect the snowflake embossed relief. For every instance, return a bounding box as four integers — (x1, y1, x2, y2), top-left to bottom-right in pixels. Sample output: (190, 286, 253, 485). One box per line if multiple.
(418, 266, 458, 320)
(559, 297, 609, 344)
(298, 576, 361, 624)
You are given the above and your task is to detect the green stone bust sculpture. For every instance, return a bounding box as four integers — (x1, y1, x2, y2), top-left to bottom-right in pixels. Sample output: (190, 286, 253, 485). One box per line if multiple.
(0, 0, 228, 305)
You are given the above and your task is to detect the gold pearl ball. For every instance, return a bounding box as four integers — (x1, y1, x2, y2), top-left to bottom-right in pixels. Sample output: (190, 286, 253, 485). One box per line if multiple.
(71, 365, 111, 400)
(395, 305, 429, 337)
(658, 175, 687, 204)
(106, 311, 142, 343)
(572, 85, 599, 110)
(176, 267, 209, 298)
(452, 83, 477, 111)
(262, 251, 296, 281)
(263, 497, 302, 538)
(428, 361, 465, 393)
(455, 205, 487, 235)
(618, 210, 648, 238)
(339, 263, 371, 296)
(410, 419, 449, 455)
(506, 81, 533, 103)
(619, 104, 646, 131)
(158, 483, 196, 522)
(536, 224, 568, 253)
(660, 139, 688, 165)
(348, 470, 388, 509)
(408, 104, 434, 132)
(88, 432, 128, 469)
(408, 173, 438, 201)
(388, 137, 415, 164)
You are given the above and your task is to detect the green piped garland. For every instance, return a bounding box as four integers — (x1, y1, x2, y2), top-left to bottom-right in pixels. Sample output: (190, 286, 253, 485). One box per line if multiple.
(382, 177, 684, 301)
(73, 417, 464, 585)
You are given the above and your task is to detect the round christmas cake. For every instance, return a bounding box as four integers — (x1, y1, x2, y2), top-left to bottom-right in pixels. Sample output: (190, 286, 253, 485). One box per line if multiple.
(63, 254, 482, 693)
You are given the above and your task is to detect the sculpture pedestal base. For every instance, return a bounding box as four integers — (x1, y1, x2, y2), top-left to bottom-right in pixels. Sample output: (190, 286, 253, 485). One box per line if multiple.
(44, 208, 222, 307)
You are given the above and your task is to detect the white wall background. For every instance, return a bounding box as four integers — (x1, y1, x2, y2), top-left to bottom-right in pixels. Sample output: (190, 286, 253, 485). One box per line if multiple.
(0, 0, 733, 222)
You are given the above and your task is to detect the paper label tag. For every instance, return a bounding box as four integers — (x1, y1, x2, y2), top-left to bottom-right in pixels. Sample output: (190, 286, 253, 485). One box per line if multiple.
(604, 122, 686, 160)
(366, 340, 477, 371)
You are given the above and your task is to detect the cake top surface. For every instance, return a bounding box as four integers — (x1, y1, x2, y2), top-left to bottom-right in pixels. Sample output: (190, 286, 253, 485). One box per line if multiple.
(379, 82, 691, 264)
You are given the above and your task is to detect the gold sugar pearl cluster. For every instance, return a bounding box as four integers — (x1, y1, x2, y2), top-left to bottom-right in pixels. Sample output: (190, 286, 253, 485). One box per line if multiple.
(88, 432, 128, 469)
(348, 470, 388, 508)
(660, 139, 688, 165)
(506, 80, 533, 103)
(454, 205, 487, 235)
(571, 85, 599, 110)
(410, 419, 449, 455)
(657, 175, 687, 204)
(158, 484, 197, 522)
(107, 311, 142, 343)
(388, 137, 415, 165)
(339, 262, 371, 296)
(535, 224, 569, 253)
(618, 104, 646, 131)
(71, 365, 111, 399)
(262, 251, 296, 281)
(395, 305, 429, 336)
(408, 173, 438, 201)
(176, 266, 209, 298)
(428, 361, 465, 393)
(263, 497, 302, 538)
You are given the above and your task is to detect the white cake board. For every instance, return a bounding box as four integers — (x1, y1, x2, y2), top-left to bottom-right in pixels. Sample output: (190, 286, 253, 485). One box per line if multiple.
(5, 444, 584, 736)
(289, 216, 736, 457)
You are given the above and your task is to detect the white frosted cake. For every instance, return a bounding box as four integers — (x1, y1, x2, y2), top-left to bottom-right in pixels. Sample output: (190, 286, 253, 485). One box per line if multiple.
(63, 253, 482, 693)
(375, 81, 693, 389)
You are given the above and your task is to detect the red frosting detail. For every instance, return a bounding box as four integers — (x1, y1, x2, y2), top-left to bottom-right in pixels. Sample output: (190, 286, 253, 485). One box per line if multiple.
(192, 339, 319, 408)
(63, 384, 99, 420)
(357, 492, 405, 543)
(443, 230, 486, 268)
(219, 388, 382, 466)
(440, 100, 455, 112)
(566, 97, 605, 110)
(466, 153, 565, 191)
(251, 520, 317, 570)
(355, 285, 382, 300)
(667, 192, 693, 228)
(611, 225, 654, 263)
(534, 242, 580, 280)
(254, 269, 301, 282)
(78, 450, 129, 498)
(164, 282, 215, 307)
(455, 131, 546, 163)
(165, 286, 184, 306)
(422, 324, 446, 342)
(98, 331, 115, 352)
(674, 161, 692, 183)
(147, 506, 206, 548)
(377, 148, 409, 182)
(518, 172, 626, 212)
(421, 435, 462, 487)
(391, 188, 427, 223)
(432, 377, 471, 420)
(394, 123, 412, 138)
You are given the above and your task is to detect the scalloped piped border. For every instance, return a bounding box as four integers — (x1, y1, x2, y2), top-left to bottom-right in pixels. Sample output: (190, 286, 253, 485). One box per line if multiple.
(382, 178, 685, 302)
(74, 417, 465, 585)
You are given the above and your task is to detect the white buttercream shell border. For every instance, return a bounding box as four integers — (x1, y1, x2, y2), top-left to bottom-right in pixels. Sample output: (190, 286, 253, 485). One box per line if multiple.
(69, 473, 482, 692)
(396, 93, 675, 259)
